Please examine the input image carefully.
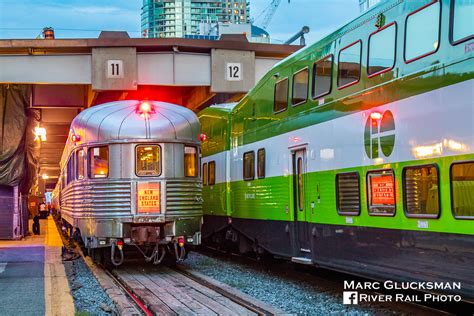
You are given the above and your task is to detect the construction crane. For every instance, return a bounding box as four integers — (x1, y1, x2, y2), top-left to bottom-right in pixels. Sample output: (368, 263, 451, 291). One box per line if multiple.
(258, 0, 290, 30)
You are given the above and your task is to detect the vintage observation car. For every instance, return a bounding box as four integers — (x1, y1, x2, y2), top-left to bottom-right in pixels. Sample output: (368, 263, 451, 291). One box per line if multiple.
(53, 100, 202, 266)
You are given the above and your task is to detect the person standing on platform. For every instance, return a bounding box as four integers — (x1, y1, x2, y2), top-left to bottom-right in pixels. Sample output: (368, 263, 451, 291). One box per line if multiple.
(39, 201, 47, 218)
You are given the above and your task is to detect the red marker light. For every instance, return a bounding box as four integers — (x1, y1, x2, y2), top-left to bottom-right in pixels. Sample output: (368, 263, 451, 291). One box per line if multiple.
(370, 112, 383, 120)
(136, 101, 155, 118)
(178, 237, 185, 247)
(117, 240, 124, 250)
(199, 133, 207, 142)
(71, 134, 80, 143)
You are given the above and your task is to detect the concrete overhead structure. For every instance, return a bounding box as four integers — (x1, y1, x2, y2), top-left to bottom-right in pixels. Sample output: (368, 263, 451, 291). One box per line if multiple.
(0, 34, 300, 184)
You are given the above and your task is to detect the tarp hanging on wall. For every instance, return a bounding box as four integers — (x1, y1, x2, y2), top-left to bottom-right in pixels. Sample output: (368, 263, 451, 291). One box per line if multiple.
(0, 85, 39, 194)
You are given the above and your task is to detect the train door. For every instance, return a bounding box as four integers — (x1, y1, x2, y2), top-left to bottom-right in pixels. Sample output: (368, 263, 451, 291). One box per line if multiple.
(292, 149, 311, 262)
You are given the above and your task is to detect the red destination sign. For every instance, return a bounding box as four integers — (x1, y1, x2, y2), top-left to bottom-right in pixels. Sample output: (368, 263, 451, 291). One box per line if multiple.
(137, 182, 161, 213)
(371, 175, 395, 205)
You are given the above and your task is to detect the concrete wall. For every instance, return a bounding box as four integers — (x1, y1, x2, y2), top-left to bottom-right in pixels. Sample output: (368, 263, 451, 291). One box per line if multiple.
(211, 49, 255, 93)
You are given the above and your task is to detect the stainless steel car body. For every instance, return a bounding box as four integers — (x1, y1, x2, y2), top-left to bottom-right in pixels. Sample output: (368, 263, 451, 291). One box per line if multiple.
(53, 100, 202, 248)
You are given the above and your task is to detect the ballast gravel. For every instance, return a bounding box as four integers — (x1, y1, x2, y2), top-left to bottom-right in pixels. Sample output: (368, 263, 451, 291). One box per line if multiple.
(182, 251, 404, 315)
(64, 258, 117, 315)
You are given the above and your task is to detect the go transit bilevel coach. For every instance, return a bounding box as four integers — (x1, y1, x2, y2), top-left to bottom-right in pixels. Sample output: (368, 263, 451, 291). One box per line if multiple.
(199, 0, 474, 298)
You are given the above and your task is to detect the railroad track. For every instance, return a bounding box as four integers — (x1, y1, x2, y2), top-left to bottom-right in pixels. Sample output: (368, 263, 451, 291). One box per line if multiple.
(199, 246, 473, 315)
(109, 263, 283, 315)
(55, 219, 282, 315)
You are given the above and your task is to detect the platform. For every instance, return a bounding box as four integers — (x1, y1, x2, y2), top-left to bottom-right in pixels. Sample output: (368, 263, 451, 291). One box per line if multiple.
(0, 217, 75, 316)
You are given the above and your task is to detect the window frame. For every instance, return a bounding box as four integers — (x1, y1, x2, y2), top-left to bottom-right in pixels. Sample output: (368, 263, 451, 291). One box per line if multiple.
(88, 146, 109, 179)
(66, 154, 74, 186)
(337, 40, 362, 89)
(243, 151, 255, 181)
(404, 0, 442, 64)
(366, 168, 397, 217)
(296, 156, 304, 211)
(291, 67, 309, 106)
(367, 22, 397, 78)
(449, 0, 474, 45)
(202, 162, 208, 186)
(208, 161, 216, 185)
(184, 145, 198, 178)
(257, 148, 266, 179)
(450, 161, 474, 220)
(402, 164, 440, 219)
(76, 148, 85, 180)
(311, 54, 333, 100)
(135, 144, 162, 177)
(336, 171, 361, 216)
(273, 77, 289, 114)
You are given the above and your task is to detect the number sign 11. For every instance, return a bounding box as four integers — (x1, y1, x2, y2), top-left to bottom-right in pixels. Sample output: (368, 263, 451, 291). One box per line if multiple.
(226, 62, 242, 81)
(107, 60, 124, 79)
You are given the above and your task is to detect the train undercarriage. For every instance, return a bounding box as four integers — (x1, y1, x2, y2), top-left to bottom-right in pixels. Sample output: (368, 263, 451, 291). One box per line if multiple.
(60, 213, 202, 267)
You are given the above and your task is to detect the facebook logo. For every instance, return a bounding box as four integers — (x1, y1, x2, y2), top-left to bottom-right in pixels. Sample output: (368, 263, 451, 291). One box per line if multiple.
(343, 291, 358, 305)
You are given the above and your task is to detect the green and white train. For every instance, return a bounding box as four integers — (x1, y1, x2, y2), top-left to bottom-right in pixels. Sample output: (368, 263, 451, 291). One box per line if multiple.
(199, 0, 473, 298)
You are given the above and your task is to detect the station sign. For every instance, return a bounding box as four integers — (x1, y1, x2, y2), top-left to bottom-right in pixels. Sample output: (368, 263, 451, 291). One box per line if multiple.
(106, 60, 124, 79)
(137, 182, 161, 213)
(226, 62, 242, 81)
(211, 49, 255, 93)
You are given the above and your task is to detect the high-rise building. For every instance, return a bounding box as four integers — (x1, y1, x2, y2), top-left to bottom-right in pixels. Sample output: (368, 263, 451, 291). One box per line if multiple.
(359, 0, 381, 12)
(141, 0, 250, 38)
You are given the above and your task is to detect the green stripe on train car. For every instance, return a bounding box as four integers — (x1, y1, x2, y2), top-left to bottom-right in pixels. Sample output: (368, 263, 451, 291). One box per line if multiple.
(228, 154, 474, 235)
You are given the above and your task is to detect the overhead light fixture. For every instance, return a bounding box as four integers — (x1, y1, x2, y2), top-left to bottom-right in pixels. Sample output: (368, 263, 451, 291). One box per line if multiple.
(34, 127, 47, 141)
(42, 174, 49, 180)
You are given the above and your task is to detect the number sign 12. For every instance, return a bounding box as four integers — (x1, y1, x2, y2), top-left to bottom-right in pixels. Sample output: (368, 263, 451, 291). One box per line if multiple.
(107, 60, 124, 78)
(226, 62, 242, 81)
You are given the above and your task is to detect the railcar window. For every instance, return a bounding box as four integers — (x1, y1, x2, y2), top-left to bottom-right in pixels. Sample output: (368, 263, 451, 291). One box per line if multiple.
(274, 78, 288, 113)
(76, 149, 85, 180)
(89, 146, 109, 178)
(202, 163, 208, 186)
(405, 1, 440, 62)
(368, 23, 396, 76)
(450, 0, 474, 44)
(257, 148, 265, 179)
(297, 157, 304, 211)
(338, 40, 361, 88)
(312, 55, 333, 98)
(403, 165, 439, 218)
(208, 161, 216, 185)
(367, 169, 396, 216)
(243, 151, 255, 181)
(336, 172, 361, 215)
(66, 155, 74, 185)
(184, 146, 198, 177)
(450, 162, 474, 218)
(136, 145, 161, 176)
(292, 68, 308, 105)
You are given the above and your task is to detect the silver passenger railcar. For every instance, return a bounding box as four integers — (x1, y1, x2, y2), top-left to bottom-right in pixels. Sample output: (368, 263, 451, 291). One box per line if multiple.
(52, 100, 202, 266)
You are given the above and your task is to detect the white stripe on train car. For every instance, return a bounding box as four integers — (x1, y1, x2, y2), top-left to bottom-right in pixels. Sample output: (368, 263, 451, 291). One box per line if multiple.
(204, 79, 474, 184)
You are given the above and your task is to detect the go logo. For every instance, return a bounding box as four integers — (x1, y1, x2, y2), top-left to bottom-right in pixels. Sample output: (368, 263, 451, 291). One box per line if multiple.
(364, 110, 395, 159)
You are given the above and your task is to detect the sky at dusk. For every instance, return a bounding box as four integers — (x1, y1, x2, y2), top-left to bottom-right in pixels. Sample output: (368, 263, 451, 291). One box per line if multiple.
(0, 0, 359, 45)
